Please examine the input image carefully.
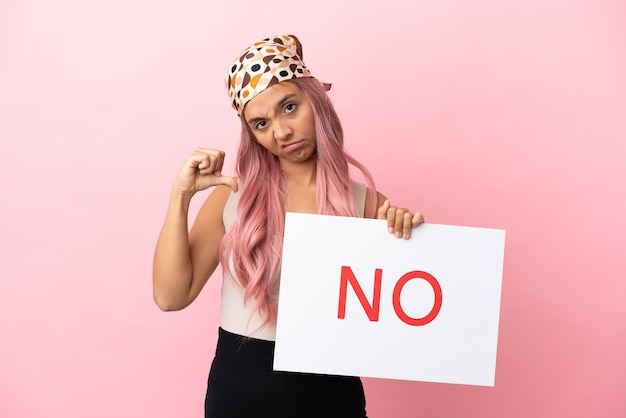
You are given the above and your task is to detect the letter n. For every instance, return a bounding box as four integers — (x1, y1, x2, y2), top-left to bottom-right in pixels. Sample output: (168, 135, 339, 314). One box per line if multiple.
(337, 266, 382, 321)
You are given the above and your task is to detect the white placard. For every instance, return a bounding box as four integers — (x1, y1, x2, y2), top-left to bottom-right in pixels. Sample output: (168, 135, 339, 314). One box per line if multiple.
(274, 213, 506, 386)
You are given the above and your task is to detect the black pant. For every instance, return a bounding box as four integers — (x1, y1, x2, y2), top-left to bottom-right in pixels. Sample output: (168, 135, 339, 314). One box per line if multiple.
(205, 328, 368, 418)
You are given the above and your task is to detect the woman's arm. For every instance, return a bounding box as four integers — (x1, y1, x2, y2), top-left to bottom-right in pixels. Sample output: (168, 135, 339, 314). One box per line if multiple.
(152, 148, 237, 311)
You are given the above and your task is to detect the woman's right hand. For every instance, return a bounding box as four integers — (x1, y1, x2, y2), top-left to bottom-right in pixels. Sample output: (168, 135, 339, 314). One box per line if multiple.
(172, 148, 238, 195)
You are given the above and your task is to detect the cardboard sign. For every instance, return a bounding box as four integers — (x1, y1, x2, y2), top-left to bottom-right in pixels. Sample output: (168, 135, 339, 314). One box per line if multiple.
(274, 213, 506, 386)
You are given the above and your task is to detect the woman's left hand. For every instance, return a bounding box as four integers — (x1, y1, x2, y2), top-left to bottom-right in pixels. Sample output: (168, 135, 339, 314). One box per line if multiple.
(377, 199, 424, 239)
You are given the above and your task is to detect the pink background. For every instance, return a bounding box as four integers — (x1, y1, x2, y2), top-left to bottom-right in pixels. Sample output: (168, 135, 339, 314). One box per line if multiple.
(1, 0, 625, 417)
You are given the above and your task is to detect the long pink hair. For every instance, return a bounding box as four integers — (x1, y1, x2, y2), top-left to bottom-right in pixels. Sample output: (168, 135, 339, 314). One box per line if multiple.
(219, 77, 377, 328)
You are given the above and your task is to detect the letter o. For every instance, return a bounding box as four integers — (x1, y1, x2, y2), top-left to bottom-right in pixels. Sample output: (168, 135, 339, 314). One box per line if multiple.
(392, 271, 442, 326)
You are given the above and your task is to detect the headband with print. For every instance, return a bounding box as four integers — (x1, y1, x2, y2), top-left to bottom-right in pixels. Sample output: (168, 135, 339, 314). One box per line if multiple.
(225, 35, 313, 116)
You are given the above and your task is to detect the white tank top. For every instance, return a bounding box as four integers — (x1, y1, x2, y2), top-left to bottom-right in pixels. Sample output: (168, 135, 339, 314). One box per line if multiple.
(220, 181, 368, 340)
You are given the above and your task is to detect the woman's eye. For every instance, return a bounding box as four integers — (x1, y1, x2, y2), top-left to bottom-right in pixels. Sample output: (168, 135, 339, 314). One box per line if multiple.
(285, 103, 296, 113)
(255, 121, 267, 130)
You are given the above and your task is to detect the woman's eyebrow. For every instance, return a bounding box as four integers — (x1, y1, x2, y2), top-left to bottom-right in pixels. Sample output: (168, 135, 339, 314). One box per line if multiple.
(277, 93, 297, 108)
(247, 93, 299, 124)
(247, 116, 265, 125)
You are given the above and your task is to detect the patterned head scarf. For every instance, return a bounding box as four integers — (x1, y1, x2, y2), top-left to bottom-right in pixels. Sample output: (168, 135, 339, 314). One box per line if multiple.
(225, 35, 313, 116)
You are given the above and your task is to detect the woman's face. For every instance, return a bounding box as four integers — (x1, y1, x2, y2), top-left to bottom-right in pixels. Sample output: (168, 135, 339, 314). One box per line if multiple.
(243, 81, 317, 165)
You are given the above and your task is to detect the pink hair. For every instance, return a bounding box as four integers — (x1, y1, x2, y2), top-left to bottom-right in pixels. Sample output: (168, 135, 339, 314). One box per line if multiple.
(219, 77, 377, 329)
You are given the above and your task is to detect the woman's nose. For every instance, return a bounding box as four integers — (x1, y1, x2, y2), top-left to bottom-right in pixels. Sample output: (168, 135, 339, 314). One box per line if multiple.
(272, 119, 292, 140)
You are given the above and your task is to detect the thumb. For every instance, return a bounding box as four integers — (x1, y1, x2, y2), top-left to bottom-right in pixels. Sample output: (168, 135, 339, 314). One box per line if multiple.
(412, 211, 425, 227)
(377, 199, 390, 220)
(213, 174, 238, 192)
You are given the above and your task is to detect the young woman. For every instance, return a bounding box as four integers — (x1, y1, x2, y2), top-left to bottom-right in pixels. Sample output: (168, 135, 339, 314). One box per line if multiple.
(153, 35, 424, 418)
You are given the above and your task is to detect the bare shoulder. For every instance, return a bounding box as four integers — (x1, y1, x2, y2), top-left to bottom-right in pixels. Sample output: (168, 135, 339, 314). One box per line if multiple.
(190, 185, 234, 237)
(364, 189, 388, 219)
(203, 185, 234, 210)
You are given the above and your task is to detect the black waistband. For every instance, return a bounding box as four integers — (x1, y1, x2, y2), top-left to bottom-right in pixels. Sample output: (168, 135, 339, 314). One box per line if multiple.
(215, 327, 276, 372)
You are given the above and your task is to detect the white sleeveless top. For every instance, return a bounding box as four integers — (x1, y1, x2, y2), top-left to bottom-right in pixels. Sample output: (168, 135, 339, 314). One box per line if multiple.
(220, 181, 368, 340)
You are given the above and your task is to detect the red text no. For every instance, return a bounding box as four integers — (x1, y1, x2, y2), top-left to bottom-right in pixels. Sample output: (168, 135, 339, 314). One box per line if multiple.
(337, 266, 443, 326)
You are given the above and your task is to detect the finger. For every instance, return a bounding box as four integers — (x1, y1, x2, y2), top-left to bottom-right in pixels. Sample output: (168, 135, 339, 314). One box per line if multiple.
(186, 153, 205, 169)
(198, 153, 225, 175)
(411, 212, 424, 227)
(387, 206, 398, 234)
(377, 199, 390, 220)
(393, 208, 405, 238)
(212, 151, 225, 173)
(212, 175, 238, 192)
(195, 147, 224, 157)
(402, 211, 413, 239)
(195, 149, 225, 171)
(197, 156, 209, 170)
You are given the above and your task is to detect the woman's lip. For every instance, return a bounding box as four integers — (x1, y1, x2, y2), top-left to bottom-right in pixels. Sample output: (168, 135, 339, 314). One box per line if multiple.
(282, 140, 305, 151)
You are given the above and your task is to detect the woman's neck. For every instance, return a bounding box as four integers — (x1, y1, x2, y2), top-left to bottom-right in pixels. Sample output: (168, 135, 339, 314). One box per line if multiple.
(280, 157, 318, 213)
(280, 156, 317, 188)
